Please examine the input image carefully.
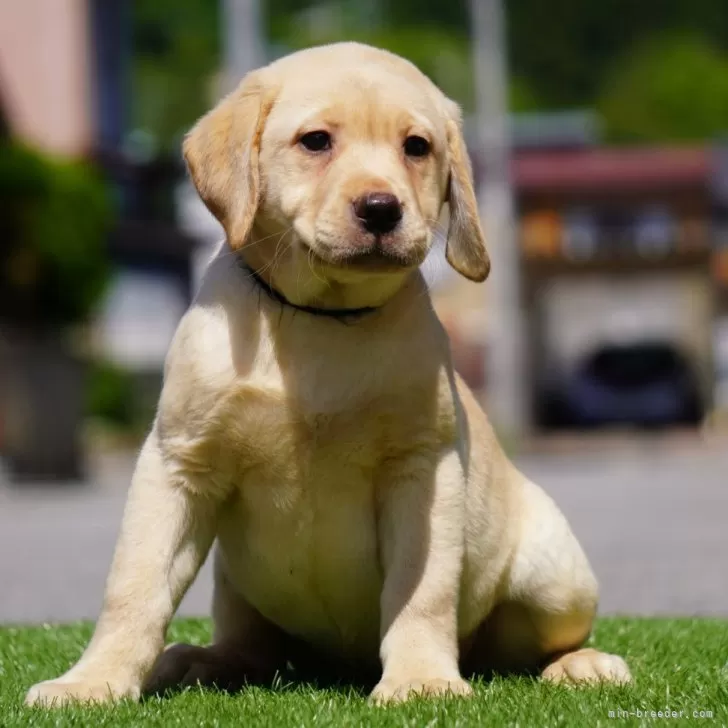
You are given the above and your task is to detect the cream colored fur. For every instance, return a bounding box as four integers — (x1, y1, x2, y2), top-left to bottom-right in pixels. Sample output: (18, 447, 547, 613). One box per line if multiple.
(26, 42, 630, 707)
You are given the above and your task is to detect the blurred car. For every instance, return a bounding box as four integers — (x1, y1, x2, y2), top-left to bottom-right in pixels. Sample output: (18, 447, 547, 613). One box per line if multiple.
(537, 341, 703, 429)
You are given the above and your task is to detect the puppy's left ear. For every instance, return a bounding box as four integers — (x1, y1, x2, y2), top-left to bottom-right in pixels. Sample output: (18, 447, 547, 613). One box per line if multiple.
(183, 71, 276, 249)
(444, 103, 490, 282)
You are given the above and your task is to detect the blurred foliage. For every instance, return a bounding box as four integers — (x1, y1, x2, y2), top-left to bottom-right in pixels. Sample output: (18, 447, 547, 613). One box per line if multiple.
(132, 0, 221, 152)
(0, 142, 111, 329)
(268, 0, 468, 32)
(130, 0, 728, 147)
(85, 360, 137, 428)
(86, 359, 160, 441)
(598, 34, 728, 143)
(508, 0, 728, 107)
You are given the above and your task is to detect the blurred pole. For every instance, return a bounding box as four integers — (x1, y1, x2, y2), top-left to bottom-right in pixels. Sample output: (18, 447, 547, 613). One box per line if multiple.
(88, 0, 130, 152)
(468, 0, 528, 437)
(186, 0, 265, 290)
(222, 0, 264, 91)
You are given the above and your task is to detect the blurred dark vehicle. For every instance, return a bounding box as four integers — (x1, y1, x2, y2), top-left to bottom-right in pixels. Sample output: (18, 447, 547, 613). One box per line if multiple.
(538, 341, 704, 429)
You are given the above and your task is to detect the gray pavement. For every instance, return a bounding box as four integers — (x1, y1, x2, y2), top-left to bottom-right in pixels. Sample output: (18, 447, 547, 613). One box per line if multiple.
(518, 436, 728, 616)
(1, 437, 726, 624)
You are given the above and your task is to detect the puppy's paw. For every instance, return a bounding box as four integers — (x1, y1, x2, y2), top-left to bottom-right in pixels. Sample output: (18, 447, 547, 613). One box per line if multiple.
(370, 676, 473, 705)
(25, 677, 140, 707)
(143, 643, 263, 695)
(542, 648, 632, 686)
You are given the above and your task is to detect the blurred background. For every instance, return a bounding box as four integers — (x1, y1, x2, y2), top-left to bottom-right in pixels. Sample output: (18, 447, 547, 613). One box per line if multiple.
(0, 0, 726, 622)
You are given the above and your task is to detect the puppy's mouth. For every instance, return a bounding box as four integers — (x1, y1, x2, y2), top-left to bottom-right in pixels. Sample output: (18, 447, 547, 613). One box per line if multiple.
(304, 234, 426, 273)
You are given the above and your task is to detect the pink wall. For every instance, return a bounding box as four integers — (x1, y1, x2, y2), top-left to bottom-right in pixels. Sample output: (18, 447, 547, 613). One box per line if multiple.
(0, 0, 93, 156)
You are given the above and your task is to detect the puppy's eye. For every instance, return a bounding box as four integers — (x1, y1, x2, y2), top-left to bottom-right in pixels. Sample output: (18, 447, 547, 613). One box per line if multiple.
(404, 135, 431, 158)
(299, 131, 332, 152)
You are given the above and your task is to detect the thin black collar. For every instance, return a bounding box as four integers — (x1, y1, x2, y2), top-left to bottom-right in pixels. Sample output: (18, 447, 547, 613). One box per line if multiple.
(241, 262, 380, 321)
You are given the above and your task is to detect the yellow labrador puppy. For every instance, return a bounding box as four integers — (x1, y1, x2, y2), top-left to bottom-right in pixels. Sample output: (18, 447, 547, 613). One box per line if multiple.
(27, 42, 630, 707)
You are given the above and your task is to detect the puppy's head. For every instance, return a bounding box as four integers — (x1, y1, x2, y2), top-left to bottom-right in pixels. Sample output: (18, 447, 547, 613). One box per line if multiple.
(184, 43, 489, 308)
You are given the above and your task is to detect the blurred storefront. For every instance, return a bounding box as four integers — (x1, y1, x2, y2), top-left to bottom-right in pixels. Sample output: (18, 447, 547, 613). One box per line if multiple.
(433, 122, 728, 431)
(517, 146, 714, 429)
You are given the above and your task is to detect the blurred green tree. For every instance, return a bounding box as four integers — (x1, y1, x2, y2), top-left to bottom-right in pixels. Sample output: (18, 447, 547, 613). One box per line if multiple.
(598, 33, 728, 143)
(507, 0, 728, 108)
(132, 0, 220, 151)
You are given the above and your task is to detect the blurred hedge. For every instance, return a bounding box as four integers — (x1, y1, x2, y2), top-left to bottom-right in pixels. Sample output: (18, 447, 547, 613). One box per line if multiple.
(85, 360, 137, 429)
(0, 141, 112, 329)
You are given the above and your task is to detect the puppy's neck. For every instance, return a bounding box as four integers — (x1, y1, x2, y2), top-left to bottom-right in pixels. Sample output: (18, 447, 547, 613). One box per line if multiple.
(240, 260, 382, 321)
(238, 234, 417, 313)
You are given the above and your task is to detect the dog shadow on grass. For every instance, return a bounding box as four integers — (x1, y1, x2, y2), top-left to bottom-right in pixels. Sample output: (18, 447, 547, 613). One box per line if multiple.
(140, 649, 541, 704)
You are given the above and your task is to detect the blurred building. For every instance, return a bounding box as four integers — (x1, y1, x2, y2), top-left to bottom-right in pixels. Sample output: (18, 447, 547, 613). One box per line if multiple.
(433, 113, 728, 430)
(0, 0, 93, 155)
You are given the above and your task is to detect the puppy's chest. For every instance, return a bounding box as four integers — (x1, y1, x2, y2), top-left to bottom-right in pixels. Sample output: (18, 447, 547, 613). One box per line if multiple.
(210, 386, 405, 654)
(170, 368, 450, 654)
(219, 452, 382, 655)
(203, 375, 430, 483)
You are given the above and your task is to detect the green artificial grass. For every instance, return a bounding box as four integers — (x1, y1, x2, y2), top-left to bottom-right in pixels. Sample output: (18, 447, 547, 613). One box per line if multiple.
(1, 618, 726, 727)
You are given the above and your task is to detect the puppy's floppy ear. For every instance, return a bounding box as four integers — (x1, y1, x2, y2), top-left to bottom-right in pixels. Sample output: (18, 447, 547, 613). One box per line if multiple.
(444, 103, 490, 282)
(183, 71, 276, 250)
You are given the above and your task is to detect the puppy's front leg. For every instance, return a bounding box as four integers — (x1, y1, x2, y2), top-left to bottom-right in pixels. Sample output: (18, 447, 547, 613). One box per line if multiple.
(371, 448, 472, 704)
(26, 431, 220, 707)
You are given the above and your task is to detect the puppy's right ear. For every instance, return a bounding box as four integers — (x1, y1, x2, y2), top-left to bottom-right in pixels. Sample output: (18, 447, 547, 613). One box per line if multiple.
(183, 71, 276, 250)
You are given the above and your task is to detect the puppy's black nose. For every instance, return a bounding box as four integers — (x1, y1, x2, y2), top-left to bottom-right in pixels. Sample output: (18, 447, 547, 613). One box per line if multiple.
(353, 192, 403, 235)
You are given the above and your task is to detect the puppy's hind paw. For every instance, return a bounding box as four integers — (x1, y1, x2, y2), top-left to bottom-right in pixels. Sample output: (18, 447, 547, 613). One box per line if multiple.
(143, 642, 268, 695)
(542, 648, 632, 686)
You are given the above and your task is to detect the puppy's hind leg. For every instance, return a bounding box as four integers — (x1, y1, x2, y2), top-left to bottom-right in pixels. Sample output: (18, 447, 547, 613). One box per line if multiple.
(467, 480, 631, 685)
(144, 551, 290, 695)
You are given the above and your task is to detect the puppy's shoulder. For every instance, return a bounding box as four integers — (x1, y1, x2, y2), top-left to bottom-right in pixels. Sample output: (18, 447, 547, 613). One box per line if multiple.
(158, 246, 259, 423)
